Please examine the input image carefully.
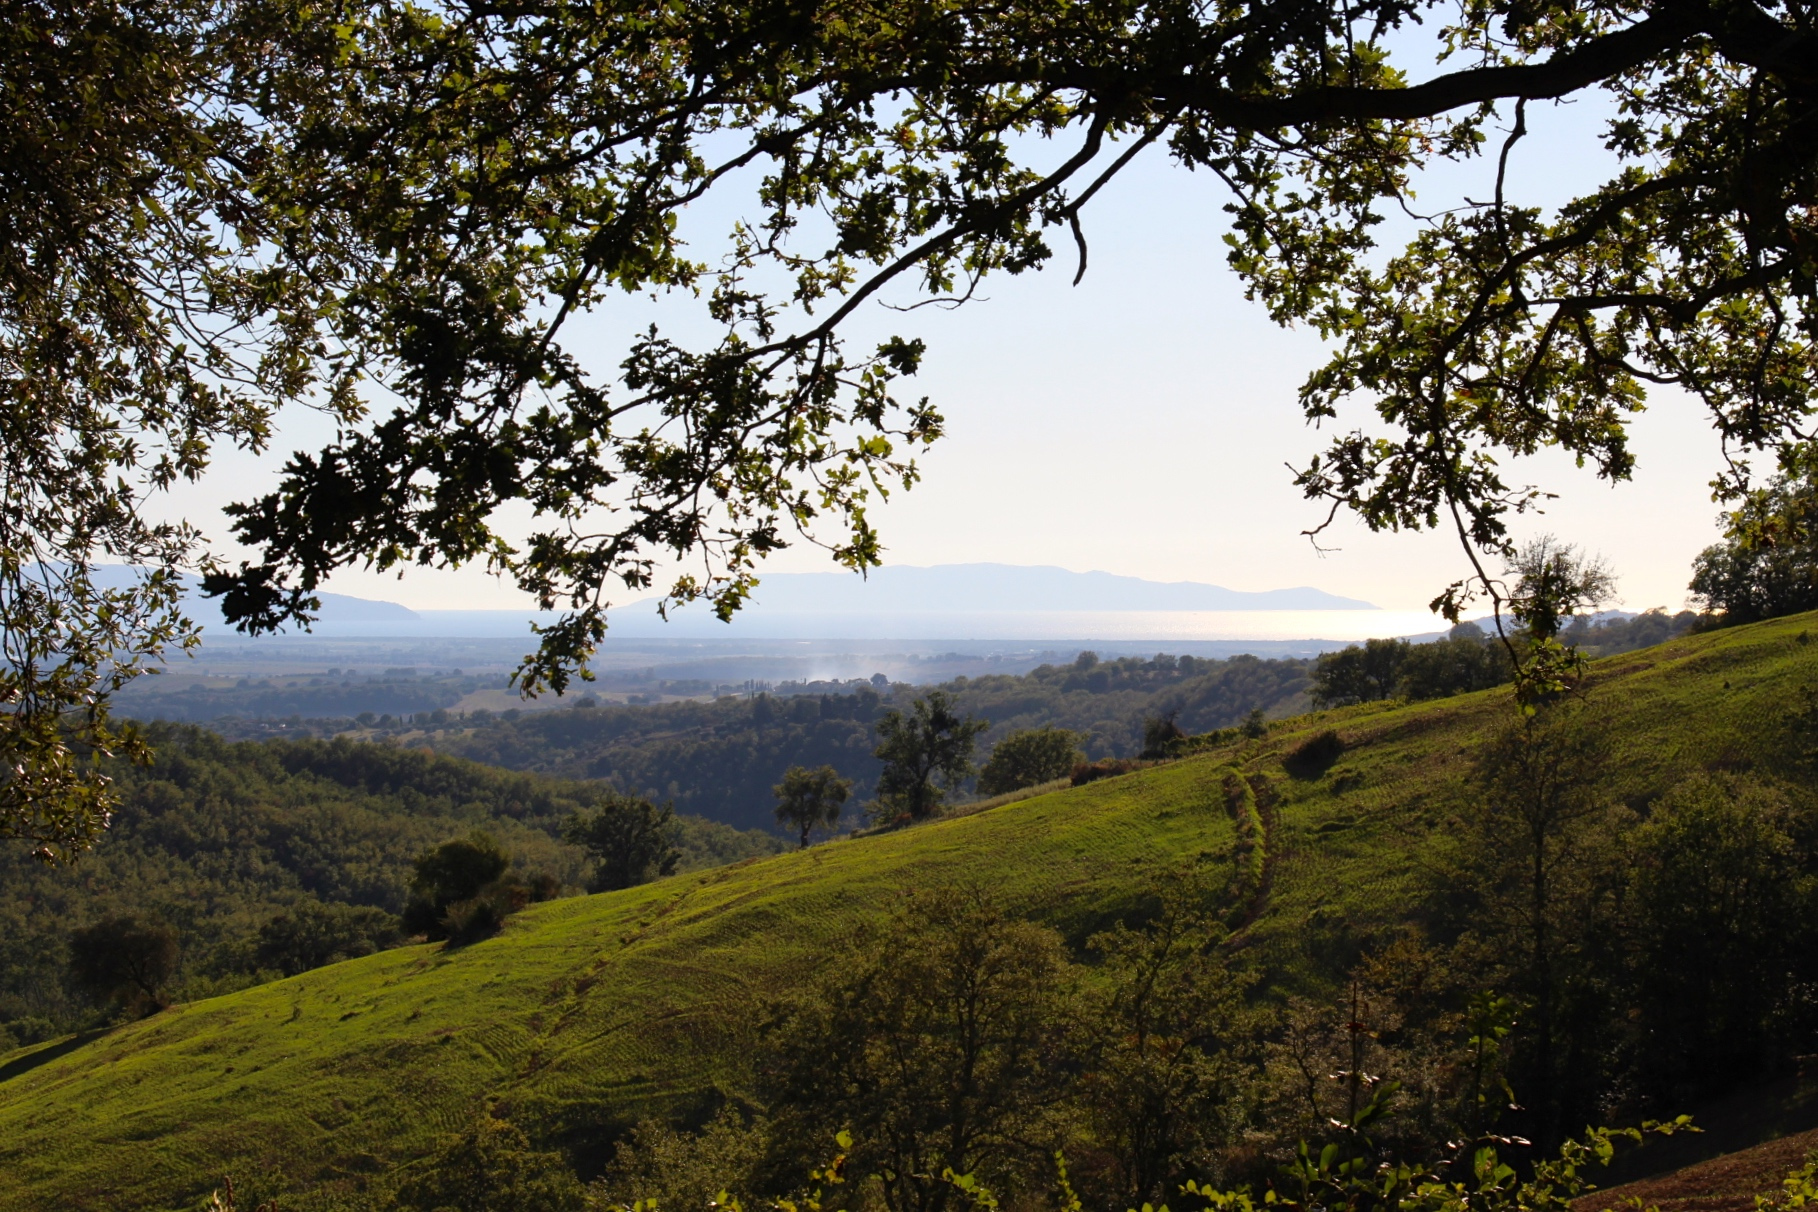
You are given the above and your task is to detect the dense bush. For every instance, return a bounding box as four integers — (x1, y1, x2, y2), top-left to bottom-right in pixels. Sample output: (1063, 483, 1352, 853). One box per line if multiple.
(595, 1109, 772, 1211)
(402, 831, 562, 944)
(760, 887, 1086, 1209)
(1283, 730, 1345, 778)
(563, 795, 682, 891)
(392, 1118, 587, 1212)
(67, 916, 180, 1015)
(252, 900, 402, 976)
(1140, 713, 1188, 759)
(1626, 775, 1818, 1104)
(977, 727, 1084, 796)
(1071, 757, 1147, 785)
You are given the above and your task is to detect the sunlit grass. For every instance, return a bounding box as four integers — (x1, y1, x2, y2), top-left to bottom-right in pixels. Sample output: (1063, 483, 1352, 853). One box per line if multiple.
(2, 612, 1813, 1211)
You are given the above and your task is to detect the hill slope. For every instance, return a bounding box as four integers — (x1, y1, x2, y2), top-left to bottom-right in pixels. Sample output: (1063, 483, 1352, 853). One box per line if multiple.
(0, 728, 782, 1042)
(2, 613, 1815, 1211)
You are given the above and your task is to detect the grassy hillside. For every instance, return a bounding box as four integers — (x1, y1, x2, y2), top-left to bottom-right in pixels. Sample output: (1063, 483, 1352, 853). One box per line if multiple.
(2, 613, 1815, 1211)
(0, 727, 781, 1043)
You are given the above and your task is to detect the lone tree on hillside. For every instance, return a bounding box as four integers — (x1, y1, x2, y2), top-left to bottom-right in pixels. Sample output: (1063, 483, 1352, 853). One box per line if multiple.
(563, 794, 680, 892)
(978, 727, 1085, 796)
(10, 0, 1817, 860)
(773, 765, 853, 849)
(1505, 537, 1618, 646)
(1498, 536, 1618, 699)
(402, 831, 511, 940)
(872, 691, 989, 822)
(67, 916, 180, 1015)
(1140, 714, 1187, 760)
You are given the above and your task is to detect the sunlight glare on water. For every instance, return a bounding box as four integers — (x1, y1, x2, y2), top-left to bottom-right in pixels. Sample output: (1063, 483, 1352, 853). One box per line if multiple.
(619, 608, 1456, 641)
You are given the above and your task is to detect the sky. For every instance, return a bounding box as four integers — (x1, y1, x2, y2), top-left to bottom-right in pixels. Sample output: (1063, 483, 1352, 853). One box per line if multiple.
(163, 89, 1732, 622)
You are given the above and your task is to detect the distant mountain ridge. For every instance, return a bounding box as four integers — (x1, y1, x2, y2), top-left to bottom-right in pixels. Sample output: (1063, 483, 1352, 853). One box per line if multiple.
(88, 565, 420, 623)
(637, 563, 1377, 614)
(92, 563, 1380, 641)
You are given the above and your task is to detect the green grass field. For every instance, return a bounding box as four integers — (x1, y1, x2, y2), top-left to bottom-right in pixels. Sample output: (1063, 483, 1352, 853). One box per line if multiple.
(3, 613, 1814, 1211)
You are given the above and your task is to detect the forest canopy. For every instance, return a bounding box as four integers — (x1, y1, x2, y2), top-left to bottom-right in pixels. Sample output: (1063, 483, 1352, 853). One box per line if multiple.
(5, 0, 1816, 854)
(0, 725, 777, 1044)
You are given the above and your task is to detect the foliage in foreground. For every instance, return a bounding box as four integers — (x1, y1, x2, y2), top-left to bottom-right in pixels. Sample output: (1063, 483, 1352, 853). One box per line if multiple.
(12, 0, 1817, 871)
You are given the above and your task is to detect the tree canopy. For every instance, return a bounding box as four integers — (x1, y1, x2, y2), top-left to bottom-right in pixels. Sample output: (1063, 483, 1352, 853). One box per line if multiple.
(1690, 465, 1818, 623)
(562, 794, 682, 892)
(773, 763, 853, 848)
(872, 691, 989, 822)
(8, 0, 1817, 854)
(977, 727, 1084, 796)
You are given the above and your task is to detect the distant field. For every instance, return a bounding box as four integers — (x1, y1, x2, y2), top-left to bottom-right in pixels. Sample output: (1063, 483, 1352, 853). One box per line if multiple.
(2, 612, 1814, 1211)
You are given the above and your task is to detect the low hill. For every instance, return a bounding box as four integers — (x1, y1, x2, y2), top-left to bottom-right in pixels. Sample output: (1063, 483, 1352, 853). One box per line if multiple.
(1, 614, 1815, 1210)
(0, 727, 780, 1042)
(432, 651, 1314, 829)
(117, 650, 1318, 829)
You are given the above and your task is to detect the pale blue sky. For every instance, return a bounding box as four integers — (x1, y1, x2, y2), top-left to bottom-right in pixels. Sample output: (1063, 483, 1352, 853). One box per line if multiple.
(166, 92, 1731, 621)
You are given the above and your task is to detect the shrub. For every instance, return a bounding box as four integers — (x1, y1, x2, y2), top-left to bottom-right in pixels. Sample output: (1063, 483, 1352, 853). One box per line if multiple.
(0, 1015, 54, 1049)
(1140, 713, 1187, 759)
(1283, 730, 1345, 778)
(200, 1177, 280, 1212)
(762, 887, 1077, 1212)
(67, 916, 180, 1015)
(440, 885, 521, 946)
(1071, 758, 1144, 786)
(252, 899, 403, 976)
(562, 793, 681, 891)
(392, 1117, 586, 1212)
(978, 727, 1084, 795)
(402, 832, 511, 939)
(596, 1109, 770, 1211)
